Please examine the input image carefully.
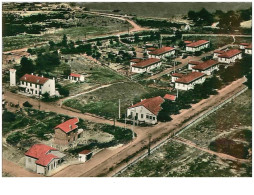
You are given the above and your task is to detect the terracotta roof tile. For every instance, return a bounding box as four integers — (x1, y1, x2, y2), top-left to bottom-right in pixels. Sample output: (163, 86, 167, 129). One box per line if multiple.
(55, 118, 79, 133)
(25, 144, 57, 159)
(164, 94, 177, 101)
(192, 60, 219, 71)
(188, 61, 202, 65)
(132, 58, 161, 68)
(79, 150, 92, 155)
(130, 58, 142, 63)
(149, 47, 175, 56)
(175, 72, 205, 84)
(239, 43, 250, 46)
(20, 74, 49, 85)
(147, 47, 157, 51)
(35, 154, 58, 166)
(171, 73, 184, 77)
(186, 40, 209, 48)
(70, 73, 81, 78)
(245, 44, 252, 49)
(130, 96, 164, 115)
(218, 49, 242, 58)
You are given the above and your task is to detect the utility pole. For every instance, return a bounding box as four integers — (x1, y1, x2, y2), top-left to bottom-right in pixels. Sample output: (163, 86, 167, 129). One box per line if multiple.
(148, 134, 152, 155)
(173, 60, 176, 73)
(118, 99, 121, 119)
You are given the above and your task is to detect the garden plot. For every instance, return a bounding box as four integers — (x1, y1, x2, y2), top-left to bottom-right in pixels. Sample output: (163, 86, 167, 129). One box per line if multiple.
(118, 141, 251, 177)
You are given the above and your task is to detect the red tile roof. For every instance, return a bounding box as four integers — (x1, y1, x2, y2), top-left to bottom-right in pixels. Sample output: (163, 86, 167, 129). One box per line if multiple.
(184, 41, 193, 44)
(132, 58, 161, 68)
(172, 73, 184, 77)
(70, 73, 81, 78)
(218, 49, 242, 58)
(130, 96, 164, 115)
(175, 72, 205, 84)
(79, 150, 92, 155)
(55, 118, 79, 133)
(239, 43, 249, 46)
(186, 40, 209, 48)
(35, 154, 58, 166)
(25, 144, 57, 159)
(130, 58, 142, 63)
(188, 61, 202, 65)
(245, 44, 252, 49)
(192, 60, 219, 71)
(214, 50, 225, 54)
(164, 94, 177, 101)
(20, 74, 49, 85)
(147, 47, 157, 51)
(149, 47, 175, 56)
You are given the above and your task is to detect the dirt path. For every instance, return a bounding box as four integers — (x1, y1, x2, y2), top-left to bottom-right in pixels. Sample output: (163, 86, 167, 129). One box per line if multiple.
(52, 77, 247, 177)
(2, 159, 42, 177)
(173, 137, 250, 163)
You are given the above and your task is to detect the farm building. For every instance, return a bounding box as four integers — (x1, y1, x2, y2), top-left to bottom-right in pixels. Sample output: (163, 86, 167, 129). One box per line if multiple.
(54, 118, 83, 146)
(175, 72, 206, 91)
(186, 40, 210, 52)
(245, 44, 252, 55)
(192, 60, 219, 75)
(218, 49, 242, 64)
(16, 72, 56, 96)
(25, 144, 65, 175)
(78, 150, 93, 162)
(68, 73, 85, 82)
(148, 46, 176, 59)
(130, 58, 162, 73)
(171, 72, 184, 83)
(127, 96, 164, 125)
(188, 61, 202, 70)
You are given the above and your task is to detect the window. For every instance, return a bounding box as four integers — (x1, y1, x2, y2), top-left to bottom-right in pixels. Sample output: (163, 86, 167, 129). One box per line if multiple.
(146, 115, 149, 119)
(136, 113, 138, 118)
(141, 114, 143, 118)
(150, 116, 152, 119)
(153, 117, 155, 120)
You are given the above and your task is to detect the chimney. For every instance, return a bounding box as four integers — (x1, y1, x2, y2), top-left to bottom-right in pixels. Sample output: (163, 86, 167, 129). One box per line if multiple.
(69, 125, 72, 129)
(41, 75, 44, 78)
(31, 73, 33, 75)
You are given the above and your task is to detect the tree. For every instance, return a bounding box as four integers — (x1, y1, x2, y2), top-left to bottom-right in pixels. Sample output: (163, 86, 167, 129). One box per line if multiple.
(41, 92, 50, 101)
(35, 52, 60, 72)
(2, 111, 16, 122)
(61, 34, 68, 47)
(188, 10, 197, 20)
(20, 56, 34, 76)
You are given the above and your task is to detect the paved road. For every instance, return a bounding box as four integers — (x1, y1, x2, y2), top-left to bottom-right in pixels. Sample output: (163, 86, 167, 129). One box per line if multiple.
(51, 77, 246, 177)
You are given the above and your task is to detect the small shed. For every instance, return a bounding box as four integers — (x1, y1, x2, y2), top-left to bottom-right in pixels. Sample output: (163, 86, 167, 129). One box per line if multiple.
(78, 150, 93, 162)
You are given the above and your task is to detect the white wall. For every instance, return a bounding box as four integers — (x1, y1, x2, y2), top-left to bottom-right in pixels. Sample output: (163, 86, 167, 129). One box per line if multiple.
(41, 79, 56, 96)
(218, 53, 242, 64)
(175, 76, 206, 91)
(245, 49, 252, 55)
(131, 61, 162, 74)
(127, 106, 158, 124)
(25, 156, 37, 172)
(186, 43, 209, 52)
(149, 50, 175, 59)
(193, 65, 219, 76)
(10, 70, 16, 86)
(171, 76, 180, 83)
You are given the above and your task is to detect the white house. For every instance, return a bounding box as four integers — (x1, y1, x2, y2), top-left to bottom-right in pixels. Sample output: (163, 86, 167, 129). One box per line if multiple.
(245, 44, 252, 55)
(175, 72, 206, 91)
(148, 47, 176, 59)
(192, 60, 219, 75)
(78, 150, 93, 162)
(239, 43, 250, 50)
(171, 72, 184, 83)
(68, 73, 85, 82)
(213, 50, 226, 59)
(186, 40, 210, 52)
(131, 58, 162, 73)
(188, 61, 202, 70)
(218, 49, 242, 64)
(127, 96, 164, 125)
(25, 144, 65, 175)
(18, 73, 56, 96)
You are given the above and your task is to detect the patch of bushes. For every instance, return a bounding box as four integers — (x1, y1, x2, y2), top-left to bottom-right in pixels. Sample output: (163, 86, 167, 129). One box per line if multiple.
(23, 101, 33, 108)
(6, 132, 30, 146)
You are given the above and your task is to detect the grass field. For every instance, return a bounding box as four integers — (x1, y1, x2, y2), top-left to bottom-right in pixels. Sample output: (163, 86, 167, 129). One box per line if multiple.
(118, 89, 252, 177)
(63, 81, 148, 118)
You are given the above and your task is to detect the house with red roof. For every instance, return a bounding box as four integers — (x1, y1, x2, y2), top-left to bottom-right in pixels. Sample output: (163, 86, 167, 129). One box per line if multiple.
(245, 44, 252, 55)
(127, 96, 164, 124)
(25, 144, 65, 175)
(218, 49, 242, 64)
(213, 50, 226, 59)
(130, 58, 143, 66)
(68, 73, 85, 82)
(164, 94, 177, 101)
(175, 72, 206, 91)
(188, 61, 202, 70)
(186, 40, 210, 52)
(192, 60, 219, 75)
(130, 58, 162, 73)
(78, 150, 93, 162)
(148, 46, 176, 59)
(171, 72, 184, 83)
(239, 43, 250, 50)
(54, 118, 82, 146)
(17, 73, 56, 96)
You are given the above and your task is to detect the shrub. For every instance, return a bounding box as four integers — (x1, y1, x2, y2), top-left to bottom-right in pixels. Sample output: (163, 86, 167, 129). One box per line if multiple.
(6, 132, 23, 145)
(23, 101, 33, 108)
(2, 111, 16, 122)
